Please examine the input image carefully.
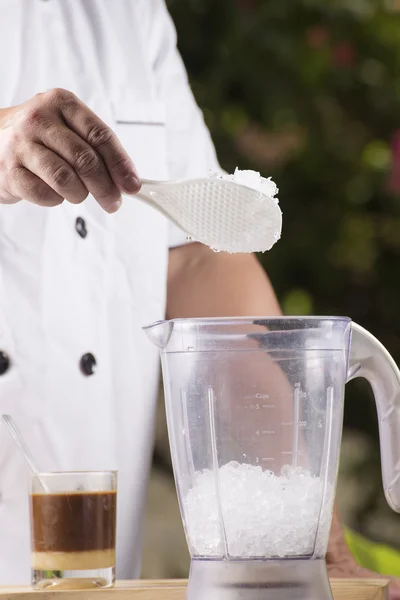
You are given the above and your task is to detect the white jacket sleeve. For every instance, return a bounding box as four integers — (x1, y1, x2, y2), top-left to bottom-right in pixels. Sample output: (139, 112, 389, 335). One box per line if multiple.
(145, 0, 221, 248)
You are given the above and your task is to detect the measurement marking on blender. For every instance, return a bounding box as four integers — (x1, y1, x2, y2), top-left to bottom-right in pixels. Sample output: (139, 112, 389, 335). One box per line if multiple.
(261, 457, 274, 462)
(281, 451, 293, 455)
(262, 430, 275, 435)
(282, 421, 293, 426)
(240, 404, 270, 409)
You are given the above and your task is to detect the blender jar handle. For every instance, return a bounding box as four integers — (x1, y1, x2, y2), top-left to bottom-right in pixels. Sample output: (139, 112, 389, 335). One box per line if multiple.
(348, 322, 400, 512)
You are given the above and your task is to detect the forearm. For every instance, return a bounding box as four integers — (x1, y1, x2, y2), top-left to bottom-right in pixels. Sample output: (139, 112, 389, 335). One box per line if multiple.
(326, 505, 354, 569)
(167, 243, 281, 319)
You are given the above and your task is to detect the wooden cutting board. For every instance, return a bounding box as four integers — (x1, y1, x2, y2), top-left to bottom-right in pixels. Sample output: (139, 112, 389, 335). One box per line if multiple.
(0, 579, 389, 599)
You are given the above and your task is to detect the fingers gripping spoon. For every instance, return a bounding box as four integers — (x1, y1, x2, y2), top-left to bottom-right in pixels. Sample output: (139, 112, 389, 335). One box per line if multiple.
(136, 169, 282, 254)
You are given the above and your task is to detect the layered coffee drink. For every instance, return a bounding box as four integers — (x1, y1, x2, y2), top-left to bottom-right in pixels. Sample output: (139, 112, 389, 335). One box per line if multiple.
(30, 490, 116, 570)
(29, 471, 117, 589)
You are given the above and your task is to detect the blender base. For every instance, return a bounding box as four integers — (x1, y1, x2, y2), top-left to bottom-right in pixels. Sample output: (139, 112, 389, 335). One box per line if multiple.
(186, 558, 333, 600)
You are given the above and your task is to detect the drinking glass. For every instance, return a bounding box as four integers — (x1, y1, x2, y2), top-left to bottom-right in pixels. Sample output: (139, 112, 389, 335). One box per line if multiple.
(30, 470, 117, 590)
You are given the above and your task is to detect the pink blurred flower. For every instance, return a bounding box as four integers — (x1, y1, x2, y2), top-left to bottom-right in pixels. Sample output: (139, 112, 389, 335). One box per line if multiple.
(333, 41, 356, 66)
(237, 0, 258, 11)
(387, 131, 400, 193)
(306, 26, 329, 48)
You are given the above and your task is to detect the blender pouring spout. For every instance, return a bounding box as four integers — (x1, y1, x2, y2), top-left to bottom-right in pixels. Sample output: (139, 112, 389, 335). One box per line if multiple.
(142, 320, 174, 350)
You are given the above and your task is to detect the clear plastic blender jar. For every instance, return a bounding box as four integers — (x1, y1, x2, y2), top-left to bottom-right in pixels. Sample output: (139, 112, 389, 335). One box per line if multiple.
(144, 317, 400, 600)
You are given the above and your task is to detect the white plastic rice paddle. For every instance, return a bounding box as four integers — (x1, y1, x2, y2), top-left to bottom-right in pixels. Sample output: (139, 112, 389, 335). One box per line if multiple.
(136, 168, 282, 253)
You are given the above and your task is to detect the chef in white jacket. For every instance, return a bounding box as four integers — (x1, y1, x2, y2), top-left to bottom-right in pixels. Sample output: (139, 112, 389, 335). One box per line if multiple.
(0, 0, 392, 593)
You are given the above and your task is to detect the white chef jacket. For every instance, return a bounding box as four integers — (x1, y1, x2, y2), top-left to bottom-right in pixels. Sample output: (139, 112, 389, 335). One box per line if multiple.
(0, 0, 219, 584)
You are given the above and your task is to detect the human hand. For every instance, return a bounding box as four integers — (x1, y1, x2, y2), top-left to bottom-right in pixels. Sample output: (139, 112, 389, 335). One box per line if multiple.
(327, 507, 400, 599)
(0, 88, 140, 212)
(327, 548, 400, 599)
